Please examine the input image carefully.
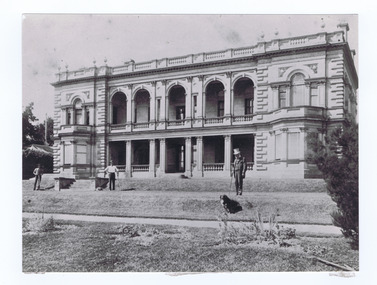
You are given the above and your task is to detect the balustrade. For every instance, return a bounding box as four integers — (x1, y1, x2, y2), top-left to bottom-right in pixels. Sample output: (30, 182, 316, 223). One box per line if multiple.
(132, 165, 149, 172)
(203, 163, 224, 171)
(233, 115, 254, 123)
(55, 31, 340, 81)
(204, 117, 224, 124)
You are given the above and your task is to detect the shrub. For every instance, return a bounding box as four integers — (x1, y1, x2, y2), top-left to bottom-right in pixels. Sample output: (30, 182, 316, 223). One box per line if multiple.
(218, 210, 296, 247)
(23, 215, 58, 233)
(307, 116, 358, 249)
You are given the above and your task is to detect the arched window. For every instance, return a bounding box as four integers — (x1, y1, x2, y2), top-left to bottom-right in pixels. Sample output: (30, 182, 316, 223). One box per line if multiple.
(73, 99, 83, 124)
(290, 73, 305, 106)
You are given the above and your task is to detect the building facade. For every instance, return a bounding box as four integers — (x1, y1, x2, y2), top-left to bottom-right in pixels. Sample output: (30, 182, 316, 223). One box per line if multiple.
(51, 24, 358, 180)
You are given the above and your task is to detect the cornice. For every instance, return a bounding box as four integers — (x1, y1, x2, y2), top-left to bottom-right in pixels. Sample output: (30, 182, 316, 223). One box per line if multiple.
(51, 43, 349, 88)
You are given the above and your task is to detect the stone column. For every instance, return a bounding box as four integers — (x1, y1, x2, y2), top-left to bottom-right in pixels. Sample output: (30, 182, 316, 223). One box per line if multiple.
(281, 128, 288, 161)
(160, 81, 167, 121)
(159, 138, 166, 175)
(304, 82, 311, 105)
(150, 82, 156, 123)
(125, 140, 132, 177)
(224, 135, 232, 172)
(271, 86, 279, 110)
(318, 81, 326, 107)
(185, 137, 192, 177)
(195, 136, 203, 177)
(185, 77, 192, 120)
(299, 127, 308, 161)
(126, 85, 133, 123)
(224, 72, 232, 117)
(149, 139, 156, 177)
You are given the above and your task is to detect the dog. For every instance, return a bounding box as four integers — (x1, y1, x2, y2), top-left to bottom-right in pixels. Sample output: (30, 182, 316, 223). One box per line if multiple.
(220, 195, 242, 214)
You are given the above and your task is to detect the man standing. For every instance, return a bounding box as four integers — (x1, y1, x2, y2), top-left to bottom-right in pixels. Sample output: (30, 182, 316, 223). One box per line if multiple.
(33, 164, 43, 190)
(232, 148, 246, 195)
(104, 161, 119, 190)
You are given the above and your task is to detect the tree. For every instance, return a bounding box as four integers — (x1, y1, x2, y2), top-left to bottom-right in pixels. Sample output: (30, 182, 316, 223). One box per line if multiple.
(22, 102, 44, 147)
(37, 117, 54, 146)
(22, 102, 54, 146)
(307, 117, 358, 249)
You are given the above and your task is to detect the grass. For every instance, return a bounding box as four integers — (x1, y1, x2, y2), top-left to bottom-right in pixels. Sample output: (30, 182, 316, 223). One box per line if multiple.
(23, 187, 336, 225)
(22, 219, 358, 272)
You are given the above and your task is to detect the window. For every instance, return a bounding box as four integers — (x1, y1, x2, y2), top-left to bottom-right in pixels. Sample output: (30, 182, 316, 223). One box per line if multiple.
(245, 98, 253, 115)
(310, 84, 319, 106)
(279, 87, 287, 108)
(193, 96, 197, 118)
(74, 100, 83, 124)
(275, 133, 283, 160)
(217, 101, 224, 117)
(156, 99, 161, 121)
(76, 144, 87, 164)
(112, 107, 118, 124)
(290, 73, 305, 106)
(85, 107, 90, 125)
(287, 132, 300, 159)
(64, 143, 73, 164)
(66, 110, 72, 125)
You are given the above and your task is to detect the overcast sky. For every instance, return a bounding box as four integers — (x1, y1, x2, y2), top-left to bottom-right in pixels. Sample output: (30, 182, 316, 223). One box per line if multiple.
(22, 14, 358, 121)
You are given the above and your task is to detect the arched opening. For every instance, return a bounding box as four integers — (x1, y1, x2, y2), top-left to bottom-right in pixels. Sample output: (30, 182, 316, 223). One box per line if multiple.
(111, 92, 127, 124)
(205, 81, 225, 118)
(290, 73, 305, 106)
(168, 85, 186, 121)
(233, 77, 254, 116)
(134, 90, 150, 123)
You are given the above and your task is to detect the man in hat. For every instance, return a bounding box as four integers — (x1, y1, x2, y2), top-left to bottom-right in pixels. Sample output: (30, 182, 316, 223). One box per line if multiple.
(33, 164, 43, 190)
(232, 148, 247, 195)
(104, 160, 119, 190)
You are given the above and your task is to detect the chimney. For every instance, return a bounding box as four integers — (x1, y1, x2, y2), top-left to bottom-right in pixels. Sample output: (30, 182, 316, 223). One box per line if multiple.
(337, 22, 349, 42)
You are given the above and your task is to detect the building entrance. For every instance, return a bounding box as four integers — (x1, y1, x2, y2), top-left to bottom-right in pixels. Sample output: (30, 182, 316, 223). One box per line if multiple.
(166, 138, 185, 173)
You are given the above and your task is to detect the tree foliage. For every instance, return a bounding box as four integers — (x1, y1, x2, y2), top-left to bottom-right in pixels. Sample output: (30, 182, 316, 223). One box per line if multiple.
(22, 102, 54, 147)
(307, 117, 358, 249)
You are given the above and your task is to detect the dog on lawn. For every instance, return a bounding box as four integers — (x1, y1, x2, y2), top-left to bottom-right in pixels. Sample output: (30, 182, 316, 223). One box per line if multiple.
(220, 195, 242, 214)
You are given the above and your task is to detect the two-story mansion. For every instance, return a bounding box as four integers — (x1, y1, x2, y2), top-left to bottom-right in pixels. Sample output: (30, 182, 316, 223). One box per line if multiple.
(51, 23, 357, 180)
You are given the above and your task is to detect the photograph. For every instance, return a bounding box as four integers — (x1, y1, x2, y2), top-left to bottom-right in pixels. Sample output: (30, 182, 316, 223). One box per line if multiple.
(21, 14, 359, 275)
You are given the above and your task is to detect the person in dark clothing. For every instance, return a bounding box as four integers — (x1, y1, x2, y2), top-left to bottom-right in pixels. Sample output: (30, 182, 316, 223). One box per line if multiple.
(33, 164, 43, 190)
(104, 161, 119, 190)
(232, 148, 246, 195)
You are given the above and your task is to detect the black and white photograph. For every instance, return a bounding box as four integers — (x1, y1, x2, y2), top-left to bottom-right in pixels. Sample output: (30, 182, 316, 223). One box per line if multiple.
(3, 2, 377, 283)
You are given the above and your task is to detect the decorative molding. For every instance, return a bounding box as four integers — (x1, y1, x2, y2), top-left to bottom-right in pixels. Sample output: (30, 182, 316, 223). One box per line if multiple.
(66, 93, 74, 101)
(197, 75, 205, 81)
(307, 63, 318, 74)
(269, 130, 275, 135)
(278, 66, 290, 77)
(83, 91, 90, 99)
(299, 127, 309, 132)
(225, 72, 232, 78)
(281, 128, 288, 132)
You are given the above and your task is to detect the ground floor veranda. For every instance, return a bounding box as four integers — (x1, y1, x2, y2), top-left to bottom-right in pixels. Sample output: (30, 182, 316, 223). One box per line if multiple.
(108, 134, 255, 178)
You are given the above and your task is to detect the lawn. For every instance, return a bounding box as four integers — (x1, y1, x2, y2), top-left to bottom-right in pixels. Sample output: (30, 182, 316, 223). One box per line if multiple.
(23, 187, 336, 225)
(22, 178, 358, 272)
(22, 219, 358, 272)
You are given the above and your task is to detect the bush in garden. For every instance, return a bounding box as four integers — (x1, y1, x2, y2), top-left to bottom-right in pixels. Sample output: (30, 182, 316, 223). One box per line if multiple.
(307, 116, 358, 249)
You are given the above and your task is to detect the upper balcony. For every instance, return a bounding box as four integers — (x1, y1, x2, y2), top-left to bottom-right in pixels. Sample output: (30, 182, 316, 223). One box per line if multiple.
(108, 106, 325, 134)
(53, 30, 346, 84)
(58, 125, 93, 136)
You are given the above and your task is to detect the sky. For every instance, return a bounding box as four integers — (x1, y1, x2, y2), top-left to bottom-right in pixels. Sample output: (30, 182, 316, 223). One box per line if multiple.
(22, 14, 358, 121)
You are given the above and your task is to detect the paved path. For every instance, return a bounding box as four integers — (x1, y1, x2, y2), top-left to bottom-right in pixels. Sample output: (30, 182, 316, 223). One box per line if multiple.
(22, 212, 342, 236)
